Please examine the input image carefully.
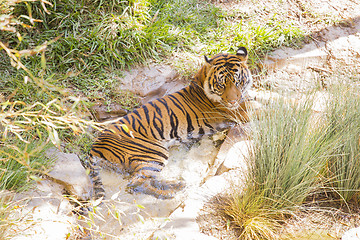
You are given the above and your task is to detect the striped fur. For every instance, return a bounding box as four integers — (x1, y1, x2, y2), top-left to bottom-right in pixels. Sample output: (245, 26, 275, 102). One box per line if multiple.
(89, 47, 253, 200)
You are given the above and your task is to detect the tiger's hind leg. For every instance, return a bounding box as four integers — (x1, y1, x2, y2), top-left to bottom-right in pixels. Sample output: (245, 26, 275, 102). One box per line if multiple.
(126, 158, 185, 199)
(127, 171, 185, 199)
(90, 130, 185, 199)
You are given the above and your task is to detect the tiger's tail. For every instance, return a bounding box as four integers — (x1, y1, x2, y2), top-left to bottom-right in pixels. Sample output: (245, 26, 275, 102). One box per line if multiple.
(86, 154, 106, 200)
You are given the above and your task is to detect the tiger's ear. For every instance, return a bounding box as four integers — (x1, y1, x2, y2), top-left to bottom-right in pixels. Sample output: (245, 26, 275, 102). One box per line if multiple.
(204, 55, 211, 63)
(236, 47, 248, 59)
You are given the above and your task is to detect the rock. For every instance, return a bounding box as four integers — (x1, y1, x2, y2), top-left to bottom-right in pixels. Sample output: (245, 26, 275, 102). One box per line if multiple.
(45, 148, 92, 200)
(201, 171, 239, 197)
(342, 227, 360, 240)
(91, 102, 129, 121)
(155, 197, 216, 240)
(9, 180, 77, 240)
(214, 125, 252, 176)
(151, 229, 218, 240)
(117, 64, 180, 97)
(215, 140, 252, 176)
(263, 41, 328, 71)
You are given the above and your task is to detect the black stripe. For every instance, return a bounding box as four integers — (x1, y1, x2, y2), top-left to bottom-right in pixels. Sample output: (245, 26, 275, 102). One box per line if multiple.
(90, 148, 107, 160)
(143, 105, 150, 124)
(135, 118, 149, 138)
(95, 133, 167, 160)
(91, 147, 124, 164)
(114, 121, 132, 138)
(122, 139, 168, 160)
(95, 139, 167, 161)
(127, 132, 168, 151)
(198, 127, 205, 135)
(204, 121, 215, 130)
(157, 98, 172, 114)
(186, 112, 194, 134)
(152, 113, 165, 139)
(130, 158, 165, 167)
(150, 101, 163, 118)
(167, 95, 186, 115)
(133, 109, 141, 119)
(169, 111, 179, 139)
(174, 89, 206, 132)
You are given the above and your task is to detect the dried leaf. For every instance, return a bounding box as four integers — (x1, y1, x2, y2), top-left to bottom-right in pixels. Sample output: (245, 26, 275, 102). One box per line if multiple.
(48, 128, 60, 147)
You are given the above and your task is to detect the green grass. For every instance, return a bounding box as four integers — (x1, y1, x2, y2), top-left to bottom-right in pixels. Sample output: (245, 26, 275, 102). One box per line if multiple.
(204, 18, 304, 65)
(0, 72, 56, 103)
(223, 80, 360, 239)
(0, 141, 51, 191)
(1, 0, 305, 102)
(326, 82, 360, 204)
(224, 96, 340, 239)
(11, 0, 222, 74)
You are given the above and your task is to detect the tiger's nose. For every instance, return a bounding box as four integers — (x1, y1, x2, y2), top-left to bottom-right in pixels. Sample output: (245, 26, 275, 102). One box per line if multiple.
(228, 100, 238, 105)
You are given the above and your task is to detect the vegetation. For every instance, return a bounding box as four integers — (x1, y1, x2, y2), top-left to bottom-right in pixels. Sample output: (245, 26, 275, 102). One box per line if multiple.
(224, 81, 360, 239)
(1, 0, 305, 99)
(326, 83, 360, 204)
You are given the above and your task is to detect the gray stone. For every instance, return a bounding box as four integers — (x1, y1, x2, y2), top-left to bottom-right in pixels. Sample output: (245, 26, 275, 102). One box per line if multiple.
(214, 125, 252, 176)
(10, 180, 77, 240)
(215, 140, 252, 176)
(45, 148, 92, 200)
(118, 64, 179, 97)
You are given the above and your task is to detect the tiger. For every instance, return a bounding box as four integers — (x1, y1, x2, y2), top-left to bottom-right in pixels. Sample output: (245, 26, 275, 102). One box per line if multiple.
(88, 47, 253, 200)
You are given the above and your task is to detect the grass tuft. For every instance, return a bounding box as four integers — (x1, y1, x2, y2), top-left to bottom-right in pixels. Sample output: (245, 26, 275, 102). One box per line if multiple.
(223, 78, 360, 239)
(224, 95, 340, 239)
(325, 82, 360, 204)
(224, 190, 282, 240)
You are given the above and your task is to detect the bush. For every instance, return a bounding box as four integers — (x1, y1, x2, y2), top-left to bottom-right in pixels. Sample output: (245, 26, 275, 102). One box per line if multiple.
(224, 96, 340, 239)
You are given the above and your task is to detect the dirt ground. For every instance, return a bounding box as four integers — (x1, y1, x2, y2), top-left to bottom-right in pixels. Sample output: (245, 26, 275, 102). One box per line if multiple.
(197, 0, 360, 239)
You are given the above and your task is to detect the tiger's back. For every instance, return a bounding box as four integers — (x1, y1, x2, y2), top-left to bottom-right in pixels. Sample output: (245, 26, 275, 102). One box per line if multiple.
(89, 47, 253, 200)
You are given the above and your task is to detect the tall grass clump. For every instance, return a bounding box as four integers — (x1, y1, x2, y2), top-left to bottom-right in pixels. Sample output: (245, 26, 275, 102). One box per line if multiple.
(224, 97, 339, 239)
(325, 82, 360, 204)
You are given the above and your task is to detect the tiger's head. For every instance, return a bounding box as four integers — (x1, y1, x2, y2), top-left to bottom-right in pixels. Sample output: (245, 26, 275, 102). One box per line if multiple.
(195, 47, 252, 110)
